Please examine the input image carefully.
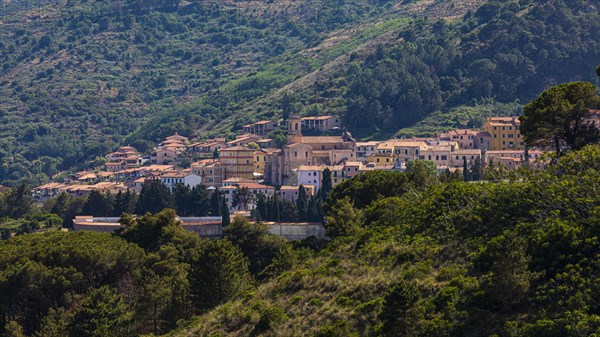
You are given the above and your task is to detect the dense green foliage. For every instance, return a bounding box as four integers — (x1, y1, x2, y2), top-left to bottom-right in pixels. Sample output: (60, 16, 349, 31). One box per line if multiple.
(339, 1, 600, 136)
(166, 145, 600, 336)
(520, 81, 600, 154)
(0, 0, 397, 185)
(0, 209, 294, 336)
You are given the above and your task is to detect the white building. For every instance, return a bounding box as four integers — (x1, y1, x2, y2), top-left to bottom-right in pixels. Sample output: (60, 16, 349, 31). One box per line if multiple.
(160, 173, 202, 192)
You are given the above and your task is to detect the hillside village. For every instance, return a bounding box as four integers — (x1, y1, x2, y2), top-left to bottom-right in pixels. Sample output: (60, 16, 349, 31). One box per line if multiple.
(33, 114, 546, 217)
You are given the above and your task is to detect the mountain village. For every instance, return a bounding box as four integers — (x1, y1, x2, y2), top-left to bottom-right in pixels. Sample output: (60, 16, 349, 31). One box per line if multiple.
(33, 114, 546, 220)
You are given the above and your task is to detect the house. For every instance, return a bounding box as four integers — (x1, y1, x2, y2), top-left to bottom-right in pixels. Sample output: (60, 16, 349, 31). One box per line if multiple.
(188, 138, 226, 154)
(279, 185, 316, 203)
(242, 120, 279, 136)
(485, 150, 545, 169)
(296, 165, 346, 191)
(164, 134, 189, 144)
(160, 172, 202, 192)
(356, 141, 381, 162)
(300, 116, 341, 131)
(226, 134, 262, 148)
(449, 149, 483, 168)
(439, 129, 485, 150)
(191, 159, 224, 187)
(219, 146, 255, 180)
(483, 116, 525, 150)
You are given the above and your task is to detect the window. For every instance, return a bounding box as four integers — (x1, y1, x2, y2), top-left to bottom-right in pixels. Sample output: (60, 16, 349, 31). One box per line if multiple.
(494, 134, 497, 138)
(294, 151, 297, 157)
(502, 141, 506, 145)
(436, 155, 439, 161)
(428, 155, 432, 160)
(508, 134, 514, 138)
(441, 155, 447, 161)
(305, 151, 308, 158)
(502, 127, 506, 130)
(494, 126, 497, 130)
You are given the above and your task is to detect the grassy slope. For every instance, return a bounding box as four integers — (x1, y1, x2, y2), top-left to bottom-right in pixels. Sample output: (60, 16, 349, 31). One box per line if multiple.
(167, 231, 443, 337)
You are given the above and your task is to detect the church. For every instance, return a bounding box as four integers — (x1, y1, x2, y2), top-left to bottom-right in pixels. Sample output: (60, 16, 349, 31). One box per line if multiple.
(263, 116, 357, 186)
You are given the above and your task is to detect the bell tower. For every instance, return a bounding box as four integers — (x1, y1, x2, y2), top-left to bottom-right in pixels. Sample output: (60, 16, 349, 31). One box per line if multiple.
(287, 115, 303, 144)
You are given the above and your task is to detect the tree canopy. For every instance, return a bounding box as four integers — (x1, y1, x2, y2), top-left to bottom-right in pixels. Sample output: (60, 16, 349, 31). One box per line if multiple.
(519, 81, 600, 154)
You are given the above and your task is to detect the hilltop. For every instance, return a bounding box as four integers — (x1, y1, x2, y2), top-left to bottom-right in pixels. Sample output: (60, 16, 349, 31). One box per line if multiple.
(1, 0, 599, 185)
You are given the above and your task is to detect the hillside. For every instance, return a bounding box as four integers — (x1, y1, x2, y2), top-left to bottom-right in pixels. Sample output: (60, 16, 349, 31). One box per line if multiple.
(1, 0, 600, 186)
(3, 146, 600, 336)
(162, 146, 600, 337)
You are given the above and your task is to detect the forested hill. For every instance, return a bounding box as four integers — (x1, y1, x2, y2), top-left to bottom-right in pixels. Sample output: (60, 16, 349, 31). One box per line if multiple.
(1, 0, 599, 185)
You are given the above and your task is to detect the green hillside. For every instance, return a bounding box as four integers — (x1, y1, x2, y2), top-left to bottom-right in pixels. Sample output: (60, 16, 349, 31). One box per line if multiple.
(3, 146, 600, 336)
(1, 0, 599, 186)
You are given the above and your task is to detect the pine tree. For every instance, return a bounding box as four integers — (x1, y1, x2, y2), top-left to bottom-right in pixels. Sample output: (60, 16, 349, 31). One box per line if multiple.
(6, 182, 33, 218)
(83, 190, 113, 216)
(69, 286, 134, 337)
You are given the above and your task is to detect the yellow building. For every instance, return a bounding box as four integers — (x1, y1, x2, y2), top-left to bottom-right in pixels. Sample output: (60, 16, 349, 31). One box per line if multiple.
(483, 116, 525, 150)
(219, 146, 255, 180)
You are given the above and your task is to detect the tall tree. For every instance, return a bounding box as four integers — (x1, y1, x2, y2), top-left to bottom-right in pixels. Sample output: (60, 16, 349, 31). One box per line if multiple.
(320, 168, 333, 200)
(189, 185, 210, 216)
(5, 182, 33, 218)
(232, 186, 252, 211)
(296, 185, 308, 222)
(114, 189, 137, 216)
(136, 180, 174, 215)
(520, 81, 600, 155)
(83, 190, 114, 216)
(118, 209, 181, 252)
(172, 184, 192, 216)
(221, 197, 230, 226)
(189, 239, 251, 311)
(69, 286, 134, 337)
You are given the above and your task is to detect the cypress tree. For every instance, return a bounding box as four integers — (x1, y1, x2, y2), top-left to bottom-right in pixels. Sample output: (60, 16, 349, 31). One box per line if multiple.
(296, 185, 308, 222)
(211, 190, 220, 216)
(321, 168, 333, 200)
(221, 197, 230, 226)
(463, 157, 470, 182)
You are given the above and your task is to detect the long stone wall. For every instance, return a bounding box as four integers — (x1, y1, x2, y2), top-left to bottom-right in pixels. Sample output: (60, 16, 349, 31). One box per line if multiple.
(72, 217, 325, 241)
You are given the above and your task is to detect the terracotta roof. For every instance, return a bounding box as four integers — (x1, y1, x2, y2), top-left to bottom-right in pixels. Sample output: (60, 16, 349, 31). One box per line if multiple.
(301, 136, 347, 144)
(302, 115, 336, 121)
(356, 141, 381, 147)
(220, 146, 255, 151)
